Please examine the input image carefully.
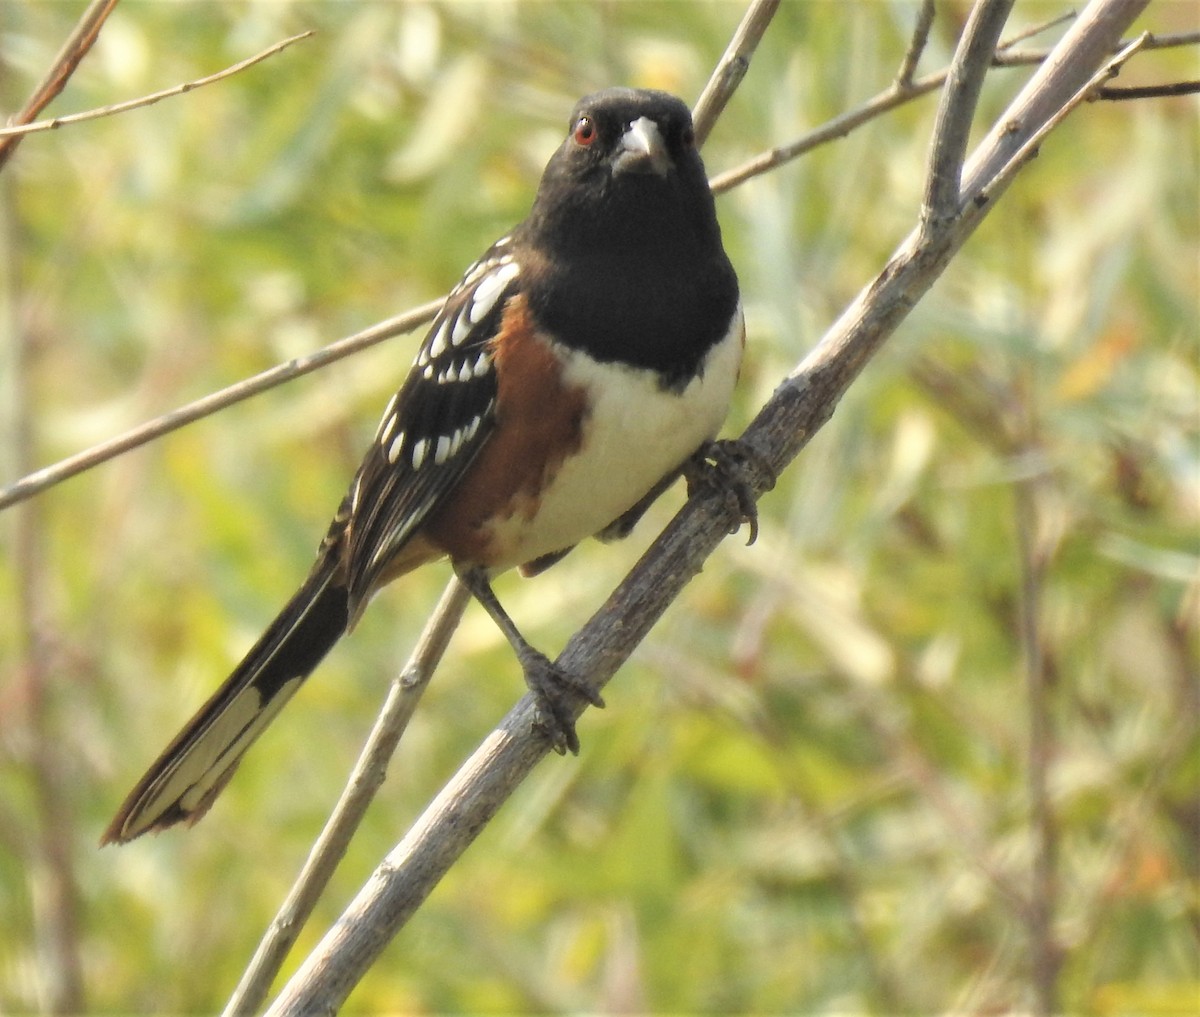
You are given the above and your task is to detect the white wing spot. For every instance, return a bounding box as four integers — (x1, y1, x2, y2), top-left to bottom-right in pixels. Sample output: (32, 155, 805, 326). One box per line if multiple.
(378, 412, 398, 448)
(411, 438, 429, 470)
(426, 319, 451, 361)
(468, 262, 520, 325)
(386, 430, 405, 465)
(374, 392, 399, 442)
(421, 363, 434, 380)
(461, 257, 489, 287)
(451, 311, 472, 347)
(433, 434, 453, 466)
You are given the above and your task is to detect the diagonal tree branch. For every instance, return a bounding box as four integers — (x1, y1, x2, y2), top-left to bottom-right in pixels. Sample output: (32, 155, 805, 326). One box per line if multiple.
(264, 2, 1154, 1012)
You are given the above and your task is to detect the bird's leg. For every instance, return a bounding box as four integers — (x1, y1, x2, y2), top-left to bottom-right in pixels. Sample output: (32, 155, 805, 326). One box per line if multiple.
(455, 565, 604, 755)
(683, 439, 776, 545)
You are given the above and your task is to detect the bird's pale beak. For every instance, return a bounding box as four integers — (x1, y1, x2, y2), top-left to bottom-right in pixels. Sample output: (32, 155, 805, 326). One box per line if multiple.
(613, 117, 671, 177)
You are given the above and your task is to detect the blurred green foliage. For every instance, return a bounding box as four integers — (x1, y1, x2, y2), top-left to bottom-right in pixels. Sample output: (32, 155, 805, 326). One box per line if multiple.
(1, 2, 1196, 1014)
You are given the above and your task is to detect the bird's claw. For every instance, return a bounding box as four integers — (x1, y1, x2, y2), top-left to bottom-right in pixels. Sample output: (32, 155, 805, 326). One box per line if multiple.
(519, 649, 604, 755)
(684, 439, 775, 545)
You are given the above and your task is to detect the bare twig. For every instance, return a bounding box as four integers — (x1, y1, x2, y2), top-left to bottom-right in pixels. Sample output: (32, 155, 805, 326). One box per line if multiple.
(0, 299, 443, 512)
(923, 0, 1017, 229)
(691, 0, 781, 147)
(895, 0, 936, 89)
(712, 24, 1197, 197)
(264, 3, 1156, 1012)
(223, 579, 470, 1017)
(0, 32, 315, 139)
(995, 28, 1200, 64)
(1097, 79, 1200, 99)
(0, 0, 119, 171)
(709, 69, 945, 195)
(999, 9, 1078, 48)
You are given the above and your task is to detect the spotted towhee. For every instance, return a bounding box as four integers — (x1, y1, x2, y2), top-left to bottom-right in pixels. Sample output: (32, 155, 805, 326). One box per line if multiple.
(103, 87, 744, 844)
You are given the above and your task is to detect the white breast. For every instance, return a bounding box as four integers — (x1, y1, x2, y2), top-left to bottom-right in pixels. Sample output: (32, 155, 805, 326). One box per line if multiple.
(486, 303, 744, 570)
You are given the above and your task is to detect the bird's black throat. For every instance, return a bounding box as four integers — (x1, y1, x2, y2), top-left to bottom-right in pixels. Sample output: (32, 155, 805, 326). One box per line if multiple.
(519, 178, 739, 387)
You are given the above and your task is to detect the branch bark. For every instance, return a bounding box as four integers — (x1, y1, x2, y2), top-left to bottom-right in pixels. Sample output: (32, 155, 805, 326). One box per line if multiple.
(923, 0, 1017, 230)
(265, 1, 1153, 1012)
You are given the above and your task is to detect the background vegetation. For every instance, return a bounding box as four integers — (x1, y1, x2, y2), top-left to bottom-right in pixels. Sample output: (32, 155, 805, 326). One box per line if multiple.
(1, 1, 1196, 1013)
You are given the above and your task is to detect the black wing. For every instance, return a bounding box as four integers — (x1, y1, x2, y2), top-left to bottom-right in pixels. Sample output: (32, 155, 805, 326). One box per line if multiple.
(341, 239, 521, 606)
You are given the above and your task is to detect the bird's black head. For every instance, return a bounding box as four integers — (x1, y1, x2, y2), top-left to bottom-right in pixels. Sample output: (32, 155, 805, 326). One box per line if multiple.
(558, 88, 699, 182)
(517, 88, 738, 381)
(523, 88, 717, 255)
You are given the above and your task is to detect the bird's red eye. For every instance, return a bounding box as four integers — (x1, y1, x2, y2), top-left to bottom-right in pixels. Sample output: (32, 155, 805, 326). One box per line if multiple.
(572, 115, 597, 147)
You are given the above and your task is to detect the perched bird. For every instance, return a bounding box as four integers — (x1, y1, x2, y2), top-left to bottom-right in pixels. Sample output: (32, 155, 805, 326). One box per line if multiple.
(103, 87, 745, 845)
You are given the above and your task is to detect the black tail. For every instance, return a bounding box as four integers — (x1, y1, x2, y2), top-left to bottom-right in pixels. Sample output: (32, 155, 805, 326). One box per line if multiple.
(102, 560, 349, 844)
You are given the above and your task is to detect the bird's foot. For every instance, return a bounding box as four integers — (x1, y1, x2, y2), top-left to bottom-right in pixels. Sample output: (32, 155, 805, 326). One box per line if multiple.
(517, 647, 605, 755)
(684, 439, 776, 545)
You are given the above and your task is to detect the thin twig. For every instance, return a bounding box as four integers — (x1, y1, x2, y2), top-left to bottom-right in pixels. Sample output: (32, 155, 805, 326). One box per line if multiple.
(1096, 79, 1200, 99)
(265, 3, 1158, 1011)
(709, 68, 945, 195)
(0, 299, 443, 512)
(223, 579, 470, 1017)
(923, 0, 1018, 228)
(691, 0, 781, 147)
(708, 12, 1198, 196)
(0, 32, 315, 139)
(0, 0, 119, 171)
(995, 28, 1200, 64)
(895, 0, 936, 88)
(999, 8, 1077, 48)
